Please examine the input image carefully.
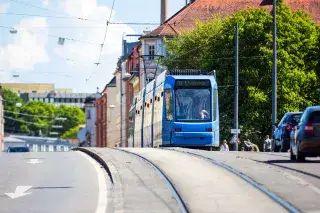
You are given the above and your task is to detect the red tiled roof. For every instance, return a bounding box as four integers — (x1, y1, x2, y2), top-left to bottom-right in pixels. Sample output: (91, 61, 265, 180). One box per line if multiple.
(142, 0, 320, 38)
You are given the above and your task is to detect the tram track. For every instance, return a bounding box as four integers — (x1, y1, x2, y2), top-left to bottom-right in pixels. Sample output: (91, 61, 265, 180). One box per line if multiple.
(116, 148, 189, 213)
(167, 148, 300, 213)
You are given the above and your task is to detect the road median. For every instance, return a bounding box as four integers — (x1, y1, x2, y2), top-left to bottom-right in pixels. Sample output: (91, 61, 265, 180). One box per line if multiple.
(73, 147, 114, 184)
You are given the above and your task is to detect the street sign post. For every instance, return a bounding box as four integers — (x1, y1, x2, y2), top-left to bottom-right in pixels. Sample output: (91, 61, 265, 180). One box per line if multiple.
(231, 129, 241, 134)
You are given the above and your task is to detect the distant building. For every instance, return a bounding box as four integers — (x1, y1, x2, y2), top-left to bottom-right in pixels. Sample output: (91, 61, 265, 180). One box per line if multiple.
(1, 83, 54, 94)
(0, 91, 4, 152)
(84, 93, 100, 147)
(23, 91, 94, 108)
(3, 135, 76, 152)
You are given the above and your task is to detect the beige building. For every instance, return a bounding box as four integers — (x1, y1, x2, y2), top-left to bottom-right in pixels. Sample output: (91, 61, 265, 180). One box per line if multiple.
(0, 92, 4, 152)
(105, 77, 117, 148)
(1, 83, 55, 94)
(114, 69, 121, 147)
(1, 83, 72, 94)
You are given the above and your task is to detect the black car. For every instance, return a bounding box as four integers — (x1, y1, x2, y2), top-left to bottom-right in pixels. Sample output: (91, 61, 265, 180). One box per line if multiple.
(273, 112, 302, 152)
(290, 106, 320, 161)
(7, 146, 30, 153)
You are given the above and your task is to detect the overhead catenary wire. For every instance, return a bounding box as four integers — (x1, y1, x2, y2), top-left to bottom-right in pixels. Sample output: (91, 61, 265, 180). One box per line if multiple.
(0, 25, 100, 45)
(9, 0, 92, 21)
(85, 0, 117, 83)
(97, 0, 116, 65)
(4, 110, 56, 119)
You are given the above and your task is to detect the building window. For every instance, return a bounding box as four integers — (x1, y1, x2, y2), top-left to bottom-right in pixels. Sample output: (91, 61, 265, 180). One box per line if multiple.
(32, 91, 37, 93)
(149, 45, 155, 60)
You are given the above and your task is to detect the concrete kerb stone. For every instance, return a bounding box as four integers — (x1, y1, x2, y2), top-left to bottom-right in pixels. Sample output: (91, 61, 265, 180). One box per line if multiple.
(73, 148, 114, 184)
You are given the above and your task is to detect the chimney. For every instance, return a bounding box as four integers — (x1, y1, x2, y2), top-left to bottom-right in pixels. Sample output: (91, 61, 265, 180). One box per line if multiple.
(160, 0, 169, 24)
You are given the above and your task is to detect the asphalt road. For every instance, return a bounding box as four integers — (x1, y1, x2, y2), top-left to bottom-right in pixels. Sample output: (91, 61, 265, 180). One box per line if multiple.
(167, 148, 320, 213)
(123, 148, 286, 213)
(0, 151, 103, 213)
(88, 148, 181, 213)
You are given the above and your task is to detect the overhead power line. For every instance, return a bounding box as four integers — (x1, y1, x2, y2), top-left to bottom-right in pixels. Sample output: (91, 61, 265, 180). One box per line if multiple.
(0, 25, 100, 45)
(4, 110, 55, 118)
(85, 0, 117, 83)
(0, 13, 159, 26)
(9, 0, 92, 21)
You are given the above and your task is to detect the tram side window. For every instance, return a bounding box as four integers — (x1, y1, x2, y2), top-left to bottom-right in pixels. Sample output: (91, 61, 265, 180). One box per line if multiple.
(165, 89, 173, 121)
(213, 89, 218, 121)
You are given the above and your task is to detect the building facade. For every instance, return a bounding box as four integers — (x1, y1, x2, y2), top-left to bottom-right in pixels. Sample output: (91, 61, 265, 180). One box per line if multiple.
(26, 92, 94, 108)
(84, 94, 99, 147)
(96, 91, 107, 147)
(1, 83, 55, 94)
(105, 77, 117, 148)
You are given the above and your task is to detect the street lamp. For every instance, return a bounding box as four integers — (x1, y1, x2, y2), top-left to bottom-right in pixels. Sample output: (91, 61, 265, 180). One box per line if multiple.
(261, 0, 277, 132)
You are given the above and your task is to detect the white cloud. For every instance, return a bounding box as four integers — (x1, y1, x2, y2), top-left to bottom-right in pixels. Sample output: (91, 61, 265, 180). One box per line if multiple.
(61, 0, 96, 18)
(42, 0, 49, 7)
(54, 0, 135, 72)
(0, 18, 49, 71)
(0, 3, 9, 13)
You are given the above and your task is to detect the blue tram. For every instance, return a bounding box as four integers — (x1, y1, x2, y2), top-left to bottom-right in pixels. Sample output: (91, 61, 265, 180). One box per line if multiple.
(128, 70, 219, 150)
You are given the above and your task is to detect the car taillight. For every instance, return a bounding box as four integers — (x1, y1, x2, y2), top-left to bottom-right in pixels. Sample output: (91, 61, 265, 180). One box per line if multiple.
(304, 123, 314, 133)
(173, 128, 182, 132)
(286, 124, 292, 131)
(206, 128, 212, 132)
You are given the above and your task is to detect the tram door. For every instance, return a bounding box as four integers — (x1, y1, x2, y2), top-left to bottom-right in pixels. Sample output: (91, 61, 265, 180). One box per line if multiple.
(163, 89, 173, 145)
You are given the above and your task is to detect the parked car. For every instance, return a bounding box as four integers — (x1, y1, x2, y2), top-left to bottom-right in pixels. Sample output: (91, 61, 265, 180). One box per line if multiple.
(290, 106, 320, 161)
(7, 146, 30, 153)
(273, 112, 302, 152)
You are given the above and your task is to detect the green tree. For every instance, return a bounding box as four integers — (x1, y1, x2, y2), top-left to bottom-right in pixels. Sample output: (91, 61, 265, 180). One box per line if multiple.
(164, 3, 320, 148)
(0, 88, 23, 133)
(18, 101, 56, 136)
(61, 125, 81, 139)
(55, 105, 85, 136)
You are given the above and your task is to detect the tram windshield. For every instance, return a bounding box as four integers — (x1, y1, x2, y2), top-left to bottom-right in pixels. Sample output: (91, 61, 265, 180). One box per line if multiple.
(175, 88, 211, 122)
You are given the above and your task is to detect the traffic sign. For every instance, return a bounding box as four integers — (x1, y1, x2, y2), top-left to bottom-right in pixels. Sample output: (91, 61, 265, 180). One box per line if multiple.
(231, 129, 241, 134)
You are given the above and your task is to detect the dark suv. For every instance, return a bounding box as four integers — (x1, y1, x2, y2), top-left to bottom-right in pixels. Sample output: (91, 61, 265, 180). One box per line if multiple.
(7, 146, 30, 153)
(273, 112, 302, 152)
(290, 106, 320, 161)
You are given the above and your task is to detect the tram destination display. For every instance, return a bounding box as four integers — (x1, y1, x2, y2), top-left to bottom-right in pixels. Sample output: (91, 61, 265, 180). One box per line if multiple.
(175, 80, 211, 88)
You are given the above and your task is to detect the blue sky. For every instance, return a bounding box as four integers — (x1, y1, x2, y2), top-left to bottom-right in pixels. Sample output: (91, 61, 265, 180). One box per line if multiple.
(0, 0, 186, 92)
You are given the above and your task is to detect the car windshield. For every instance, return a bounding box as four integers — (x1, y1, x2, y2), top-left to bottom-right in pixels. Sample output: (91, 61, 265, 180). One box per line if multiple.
(289, 114, 302, 126)
(175, 88, 211, 122)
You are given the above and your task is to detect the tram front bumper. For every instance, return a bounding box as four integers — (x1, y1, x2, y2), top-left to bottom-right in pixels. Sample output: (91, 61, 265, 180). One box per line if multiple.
(172, 132, 218, 147)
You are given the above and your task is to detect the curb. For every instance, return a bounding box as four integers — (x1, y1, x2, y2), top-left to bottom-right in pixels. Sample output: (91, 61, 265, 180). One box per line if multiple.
(73, 147, 114, 184)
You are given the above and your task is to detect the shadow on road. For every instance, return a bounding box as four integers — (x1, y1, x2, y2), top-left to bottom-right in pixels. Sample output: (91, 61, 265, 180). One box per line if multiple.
(253, 159, 320, 180)
(33, 186, 73, 190)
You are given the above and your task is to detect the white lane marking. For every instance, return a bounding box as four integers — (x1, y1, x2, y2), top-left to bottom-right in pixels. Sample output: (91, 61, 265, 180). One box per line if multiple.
(5, 186, 32, 199)
(78, 152, 108, 213)
(28, 159, 42, 164)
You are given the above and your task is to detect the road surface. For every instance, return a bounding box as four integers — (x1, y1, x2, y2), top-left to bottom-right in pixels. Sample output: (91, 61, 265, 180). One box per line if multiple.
(0, 151, 104, 213)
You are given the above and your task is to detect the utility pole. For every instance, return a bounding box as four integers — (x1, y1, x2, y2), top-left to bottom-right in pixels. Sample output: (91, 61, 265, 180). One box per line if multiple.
(234, 23, 239, 151)
(272, 0, 277, 132)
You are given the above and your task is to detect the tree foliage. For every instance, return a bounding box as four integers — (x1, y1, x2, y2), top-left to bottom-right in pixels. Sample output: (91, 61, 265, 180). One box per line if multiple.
(61, 125, 81, 139)
(0, 88, 85, 138)
(163, 3, 320, 148)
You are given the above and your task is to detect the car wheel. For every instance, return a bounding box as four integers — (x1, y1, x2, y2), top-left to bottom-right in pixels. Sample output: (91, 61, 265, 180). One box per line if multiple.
(296, 142, 305, 162)
(290, 147, 296, 161)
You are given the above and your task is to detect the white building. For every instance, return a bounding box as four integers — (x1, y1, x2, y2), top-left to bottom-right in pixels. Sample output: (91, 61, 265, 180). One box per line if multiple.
(27, 92, 94, 108)
(84, 93, 100, 147)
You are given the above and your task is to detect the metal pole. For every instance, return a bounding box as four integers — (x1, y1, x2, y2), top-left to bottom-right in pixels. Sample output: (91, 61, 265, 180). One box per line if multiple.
(234, 23, 239, 151)
(272, 0, 277, 132)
